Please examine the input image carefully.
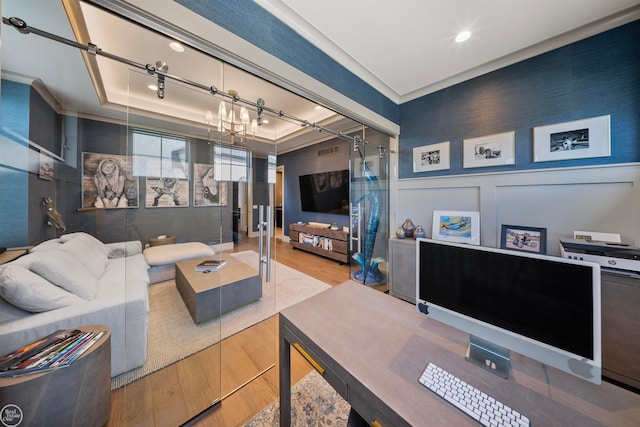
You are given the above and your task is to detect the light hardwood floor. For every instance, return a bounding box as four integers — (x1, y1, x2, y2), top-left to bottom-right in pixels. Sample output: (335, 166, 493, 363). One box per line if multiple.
(107, 235, 352, 427)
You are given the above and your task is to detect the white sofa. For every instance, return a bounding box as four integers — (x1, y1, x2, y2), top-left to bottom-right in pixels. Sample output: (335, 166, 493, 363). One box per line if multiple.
(0, 233, 150, 377)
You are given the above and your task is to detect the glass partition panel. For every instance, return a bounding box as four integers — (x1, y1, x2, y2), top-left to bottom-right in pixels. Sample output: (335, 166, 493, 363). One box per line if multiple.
(216, 68, 278, 397)
(1, 1, 393, 424)
(124, 70, 223, 422)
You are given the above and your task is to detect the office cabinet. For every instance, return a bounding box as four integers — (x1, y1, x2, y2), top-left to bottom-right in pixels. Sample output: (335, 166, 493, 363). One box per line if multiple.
(601, 270, 640, 389)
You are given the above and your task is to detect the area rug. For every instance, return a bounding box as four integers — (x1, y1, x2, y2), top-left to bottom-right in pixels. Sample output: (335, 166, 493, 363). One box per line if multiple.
(111, 251, 331, 389)
(244, 370, 351, 427)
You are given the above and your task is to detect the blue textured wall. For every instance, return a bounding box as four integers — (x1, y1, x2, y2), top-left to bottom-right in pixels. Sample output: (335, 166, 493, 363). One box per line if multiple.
(399, 20, 640, 179)
(0, 80, 30, 246)
(174, 0, 398, 125)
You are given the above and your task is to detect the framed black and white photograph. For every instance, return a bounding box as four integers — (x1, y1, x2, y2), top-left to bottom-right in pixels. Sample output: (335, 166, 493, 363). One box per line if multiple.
(82, 152, 139, 208)
(39, 152, 54, 181)
(413, 141, 450, 172)
(193, 163, 228, 206)
(500, 224, 547, 254)
(431, 210, 480, 245)
(145, 177, 189, 207)
(533, 115, 610, 162)
(463, 131, 515, 168)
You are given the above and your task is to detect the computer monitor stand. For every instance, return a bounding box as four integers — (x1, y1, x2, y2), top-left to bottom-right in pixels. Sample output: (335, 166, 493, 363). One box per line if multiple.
(465, 335, 511, 379)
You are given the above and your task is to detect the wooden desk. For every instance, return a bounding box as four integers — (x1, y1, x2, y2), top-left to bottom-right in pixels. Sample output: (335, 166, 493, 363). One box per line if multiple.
(279, 282, 640, 426)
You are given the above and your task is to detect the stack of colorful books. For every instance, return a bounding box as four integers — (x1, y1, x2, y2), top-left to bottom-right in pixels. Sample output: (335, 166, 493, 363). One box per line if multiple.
(0, 328, 106, 377)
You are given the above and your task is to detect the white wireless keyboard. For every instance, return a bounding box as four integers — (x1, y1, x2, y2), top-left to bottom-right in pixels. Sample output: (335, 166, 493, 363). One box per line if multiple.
(419, 363, 531, 427)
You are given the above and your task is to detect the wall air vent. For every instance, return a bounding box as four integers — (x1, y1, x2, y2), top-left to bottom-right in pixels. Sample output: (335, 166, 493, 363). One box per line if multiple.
(317, 145, 340, 157)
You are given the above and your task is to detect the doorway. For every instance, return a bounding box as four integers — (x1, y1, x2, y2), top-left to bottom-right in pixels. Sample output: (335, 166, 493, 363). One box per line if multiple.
(276, 165, 284, 240)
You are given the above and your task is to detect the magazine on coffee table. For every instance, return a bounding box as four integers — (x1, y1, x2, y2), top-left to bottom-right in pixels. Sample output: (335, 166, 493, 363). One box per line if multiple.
(195, 259, 227, 272)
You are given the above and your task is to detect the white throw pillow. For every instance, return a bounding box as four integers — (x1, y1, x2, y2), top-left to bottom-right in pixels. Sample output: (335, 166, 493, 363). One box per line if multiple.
(30, 238, 62, 253)
(0, 264, 84, 312)
(60, 232, 110, 258)
(106, 241, 142, 259)
(29, 250, 98, 301)
(61, 235, 108, 278)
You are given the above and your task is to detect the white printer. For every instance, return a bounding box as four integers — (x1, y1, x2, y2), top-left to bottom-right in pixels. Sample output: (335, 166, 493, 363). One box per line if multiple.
(560, 238, 640, 273)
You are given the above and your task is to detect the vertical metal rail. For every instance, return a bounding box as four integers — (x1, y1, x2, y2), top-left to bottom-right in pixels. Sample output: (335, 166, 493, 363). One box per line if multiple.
(258, 206, 264, 278)
(258, 205, 272, 282)
(265, 206, 272, 282)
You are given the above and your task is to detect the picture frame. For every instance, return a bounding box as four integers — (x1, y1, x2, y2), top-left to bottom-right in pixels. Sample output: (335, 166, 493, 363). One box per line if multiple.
(463, 131, 515, 168)
(193, 163, 228, 206)
(413, 141, 450, 173)
(500, 225, 547, 254)
(533, 115, 610, 162)
(145, 177, 189, 207)
(432, 210, 480, 245)
(39, 152, 54, 181)
(82, 152, 139, 208)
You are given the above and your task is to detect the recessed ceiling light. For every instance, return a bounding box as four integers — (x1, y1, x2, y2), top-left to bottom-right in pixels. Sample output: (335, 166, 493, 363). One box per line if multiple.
(169, 41, 184, 52)
(454, 30, 472, 43)
(314, 105, 323, 111)
(148, 84, 158, 91)
(262, 119, 270, 124)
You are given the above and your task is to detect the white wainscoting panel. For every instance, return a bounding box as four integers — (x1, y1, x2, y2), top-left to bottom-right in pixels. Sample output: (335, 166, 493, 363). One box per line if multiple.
(392, 164, 640, 255)
(396, 186, 480, 236)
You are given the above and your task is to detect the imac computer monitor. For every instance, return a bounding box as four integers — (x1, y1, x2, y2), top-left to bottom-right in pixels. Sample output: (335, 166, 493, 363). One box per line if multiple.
(416, 238, 602, 384)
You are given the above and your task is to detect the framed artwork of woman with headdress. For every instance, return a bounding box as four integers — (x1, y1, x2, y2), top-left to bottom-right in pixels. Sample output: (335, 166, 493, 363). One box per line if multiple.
(82, 152, 139, 208)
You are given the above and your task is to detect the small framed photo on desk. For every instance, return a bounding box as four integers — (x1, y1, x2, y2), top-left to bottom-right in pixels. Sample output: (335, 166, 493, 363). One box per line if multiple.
(500, 225, 547, 254)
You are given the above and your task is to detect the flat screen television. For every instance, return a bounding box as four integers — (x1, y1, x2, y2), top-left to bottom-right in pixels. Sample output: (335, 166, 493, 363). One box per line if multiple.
(298, 170, 349, 215)
(416, 238, 602, 384)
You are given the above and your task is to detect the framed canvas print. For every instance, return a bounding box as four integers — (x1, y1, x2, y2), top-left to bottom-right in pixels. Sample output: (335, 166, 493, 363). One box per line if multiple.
(432, 210, 480, 245)
(413, 141, 450, 173)
(145, 177, 189, 207)
(82, 152, 139, 208)
(533, 115, 610, 162)
(500, 225, 547, 254)
(193, 163, 228, 206)
(463, 131, 515, 168)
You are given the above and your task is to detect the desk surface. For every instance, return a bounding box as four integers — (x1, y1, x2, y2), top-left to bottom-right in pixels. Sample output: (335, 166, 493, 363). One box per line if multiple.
(280, 282, 640, 426)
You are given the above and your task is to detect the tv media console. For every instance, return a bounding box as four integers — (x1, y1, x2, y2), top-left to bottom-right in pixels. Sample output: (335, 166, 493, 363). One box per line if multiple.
(289, 223, 349, 264)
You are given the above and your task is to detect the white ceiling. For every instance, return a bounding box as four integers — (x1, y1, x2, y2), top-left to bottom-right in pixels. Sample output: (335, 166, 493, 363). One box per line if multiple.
(2, 0, 639, 147)
(262, 0, 640, 103)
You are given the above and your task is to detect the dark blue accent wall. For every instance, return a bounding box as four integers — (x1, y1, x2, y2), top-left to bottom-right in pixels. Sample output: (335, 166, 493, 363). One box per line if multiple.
(74, 118, 233, 245)
(399, 20, 640, 179)
(278, 139, 351, 234)
(174, 0, 398, 125)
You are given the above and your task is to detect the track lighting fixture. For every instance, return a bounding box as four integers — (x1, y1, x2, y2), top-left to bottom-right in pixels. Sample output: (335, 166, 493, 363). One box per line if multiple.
(155, 61, 168, 99)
